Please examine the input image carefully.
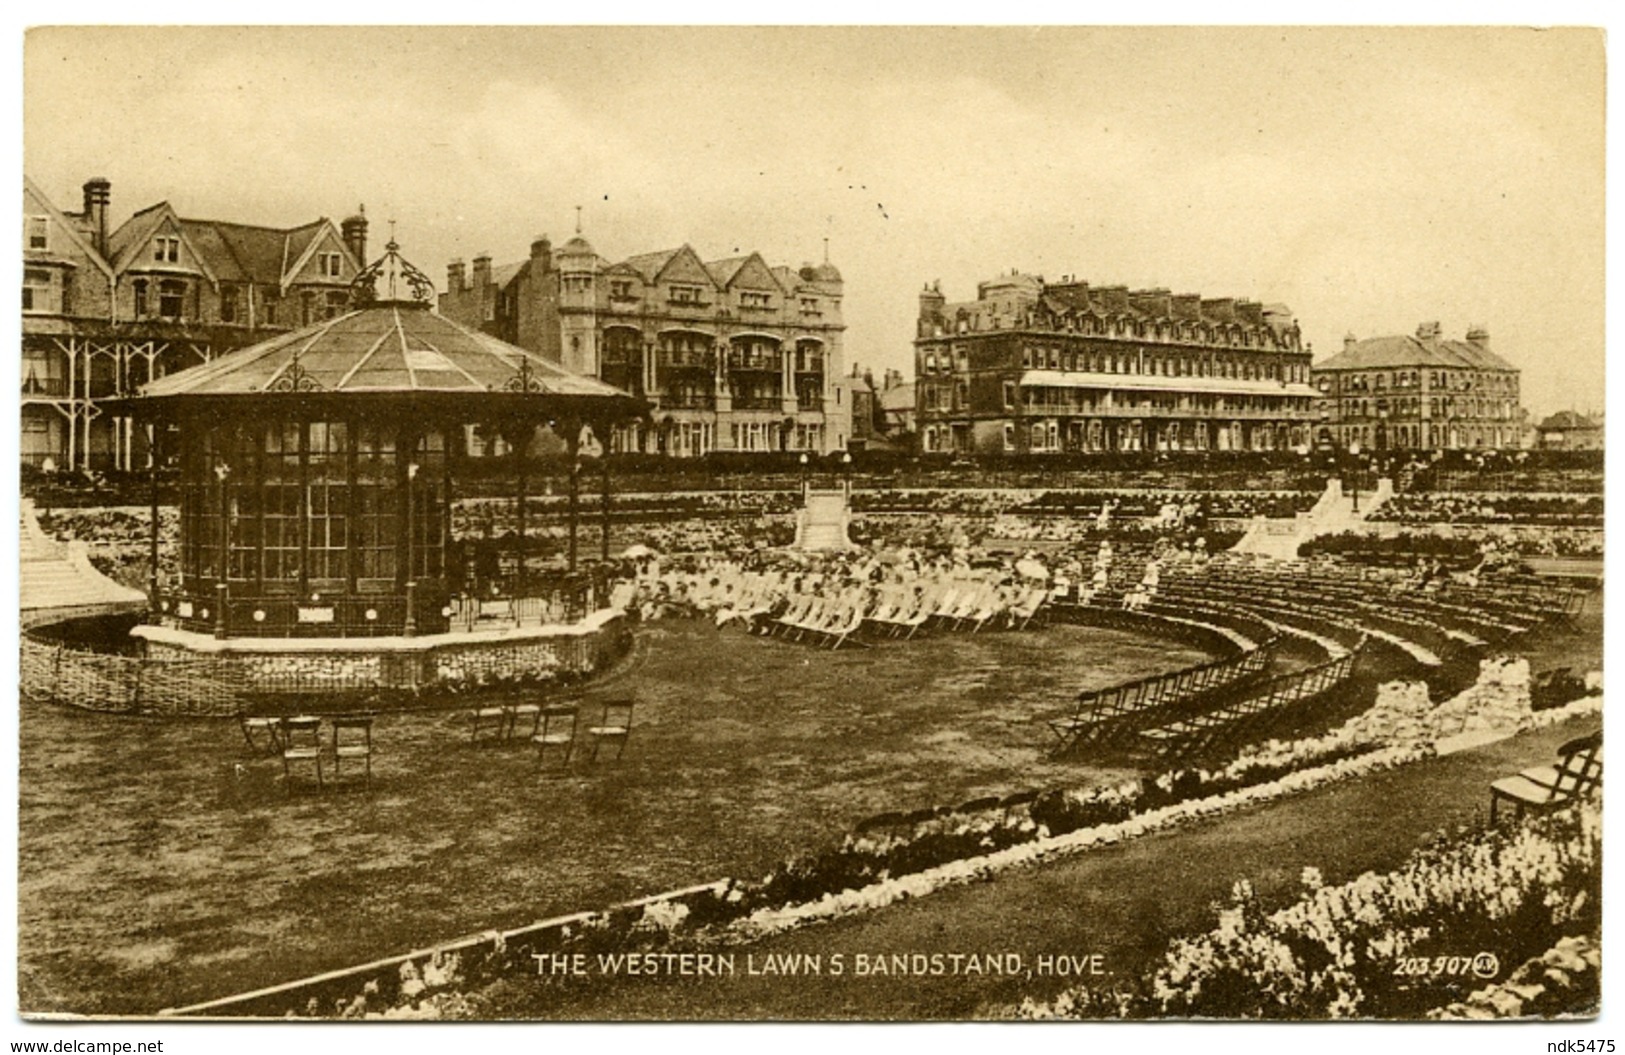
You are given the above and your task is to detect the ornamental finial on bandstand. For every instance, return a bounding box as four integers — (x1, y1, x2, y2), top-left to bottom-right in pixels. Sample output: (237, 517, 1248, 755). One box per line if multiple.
(351, 226, 436, 308)
(503, 355, 546, 393)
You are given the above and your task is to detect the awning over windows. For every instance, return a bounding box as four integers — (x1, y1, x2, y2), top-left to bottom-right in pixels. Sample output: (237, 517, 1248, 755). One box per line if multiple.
(1020, 370, 1318, 399)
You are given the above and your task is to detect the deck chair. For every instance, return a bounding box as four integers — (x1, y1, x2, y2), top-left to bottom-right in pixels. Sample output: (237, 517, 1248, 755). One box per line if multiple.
(238, 711, 285, 756)
(331, 712, 376, 786)
(585, 698, 635, 763)
(281, 715, 324, 791)
(532, 704, 581, 769)
(1490, 730, 1602, 824)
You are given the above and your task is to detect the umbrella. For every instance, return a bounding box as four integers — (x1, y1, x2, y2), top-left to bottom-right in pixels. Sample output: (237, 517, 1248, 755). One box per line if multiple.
(621, 544, 657, 559)
(1015, 558, 1050, 580)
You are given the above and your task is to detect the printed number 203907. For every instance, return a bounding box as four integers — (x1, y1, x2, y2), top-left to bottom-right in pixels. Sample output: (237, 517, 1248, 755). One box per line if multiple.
(1393, 953, 1499, 978)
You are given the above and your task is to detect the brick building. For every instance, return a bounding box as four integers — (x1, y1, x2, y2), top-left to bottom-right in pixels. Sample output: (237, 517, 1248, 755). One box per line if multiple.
(1311, 322, 1522, 450)
(439, 232, 846, 456)
(913, 272, 1316, 456)
(22, 175, 367, 470)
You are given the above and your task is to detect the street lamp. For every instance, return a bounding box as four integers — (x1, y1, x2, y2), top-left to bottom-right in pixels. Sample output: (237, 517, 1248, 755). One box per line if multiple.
(1347, 440, 1362, 512)
(799, 451, 809, 500)
(212, 461, 231, 639)
(404, 461, 420, 637)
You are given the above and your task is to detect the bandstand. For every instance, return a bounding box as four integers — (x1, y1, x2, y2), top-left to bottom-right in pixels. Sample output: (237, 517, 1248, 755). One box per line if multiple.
(120, 239, 648, 692)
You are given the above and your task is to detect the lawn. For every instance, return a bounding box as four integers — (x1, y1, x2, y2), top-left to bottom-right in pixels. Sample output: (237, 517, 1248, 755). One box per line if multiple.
(17, 618, 1207, 1015)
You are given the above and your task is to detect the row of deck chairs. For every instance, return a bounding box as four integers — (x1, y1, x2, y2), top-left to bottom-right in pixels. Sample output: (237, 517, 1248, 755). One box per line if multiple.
(865, 581, 1050, 637)
(1047, 633, 1278, 756)
(766, 592, 871, 649)
(1136, 640, 1365, 760)
(761, 580, 1053, 649)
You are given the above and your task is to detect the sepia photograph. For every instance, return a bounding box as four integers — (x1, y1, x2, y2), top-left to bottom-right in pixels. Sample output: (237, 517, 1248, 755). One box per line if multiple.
(12, 21, 1608, 1031)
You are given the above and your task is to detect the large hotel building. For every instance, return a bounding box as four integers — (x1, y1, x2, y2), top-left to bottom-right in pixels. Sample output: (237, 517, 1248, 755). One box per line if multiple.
(913, 272, 1317, 456)
(1311, 323, 1522, 450)
(439, 233, 846, 456)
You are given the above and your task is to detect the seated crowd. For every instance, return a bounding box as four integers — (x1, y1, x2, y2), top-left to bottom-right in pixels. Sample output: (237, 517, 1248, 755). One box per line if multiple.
(627, 549, 1058, 646)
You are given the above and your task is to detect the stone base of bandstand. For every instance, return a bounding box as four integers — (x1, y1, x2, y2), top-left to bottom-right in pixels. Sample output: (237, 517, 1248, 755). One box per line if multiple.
(130, 609, 629, 695)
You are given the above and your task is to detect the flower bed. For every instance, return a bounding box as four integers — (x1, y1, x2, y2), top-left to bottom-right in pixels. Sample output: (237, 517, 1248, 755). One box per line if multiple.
(1017, 796, 1600, 1019)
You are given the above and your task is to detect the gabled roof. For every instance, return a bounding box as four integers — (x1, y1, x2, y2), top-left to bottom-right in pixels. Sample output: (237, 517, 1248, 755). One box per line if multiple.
(22, 176, 114, 278)
(621, 248, 683, 282)
(1315, 334, 1517, 373)
(705, 255, 750, 286)
(107, 205, 352, 288)
(710, 252, 785, 293)
(107, 201, 174, 272)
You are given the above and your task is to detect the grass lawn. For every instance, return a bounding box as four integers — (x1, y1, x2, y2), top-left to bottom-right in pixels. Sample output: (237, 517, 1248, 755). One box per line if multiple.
(18, 618, 1207, 1015)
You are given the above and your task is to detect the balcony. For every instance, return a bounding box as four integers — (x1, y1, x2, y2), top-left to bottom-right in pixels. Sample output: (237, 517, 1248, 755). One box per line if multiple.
(655, 394, 716, 411)
(658, 353, 715, 371)
(726, 354, 783, 374)
(730, 395, 782, 412)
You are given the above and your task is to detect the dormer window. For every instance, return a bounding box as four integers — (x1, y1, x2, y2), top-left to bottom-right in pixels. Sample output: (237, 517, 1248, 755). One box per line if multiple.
(740, 291, 772, 310)
(609, 279, 635, 300)
(27, 216, 48, 251)
(800, 297, 820, 316)
(154, 236, 180, 264)
(318, 252, 344, 278)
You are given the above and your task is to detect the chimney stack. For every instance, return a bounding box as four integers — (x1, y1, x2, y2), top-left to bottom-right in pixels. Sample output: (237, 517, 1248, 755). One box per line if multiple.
(341, 207, 368, 266)
(530, 234, 553, 271)
(1344, 332, 1358, 353)
(446, 258, 466, 294)
(472, 253, 492, 289)
(82, 177, 110, 257)
(1465, 325, 1490, 351)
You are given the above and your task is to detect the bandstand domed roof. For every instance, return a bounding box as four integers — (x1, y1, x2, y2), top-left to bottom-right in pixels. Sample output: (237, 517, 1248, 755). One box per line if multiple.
(136, 239, 645, 417)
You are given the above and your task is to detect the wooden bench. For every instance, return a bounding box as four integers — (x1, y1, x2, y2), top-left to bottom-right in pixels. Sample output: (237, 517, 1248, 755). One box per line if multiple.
(1490, 730, 1601, 824)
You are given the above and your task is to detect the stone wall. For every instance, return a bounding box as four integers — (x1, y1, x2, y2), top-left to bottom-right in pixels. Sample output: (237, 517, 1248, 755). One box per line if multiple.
(31, 611, 638, 712)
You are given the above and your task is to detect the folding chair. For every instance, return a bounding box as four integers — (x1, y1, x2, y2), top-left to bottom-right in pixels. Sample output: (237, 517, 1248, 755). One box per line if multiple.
(470, 703, 512, 744)
(281, 716, 324, 791)
(507, 699, 544, 740)
(238, 711, 285, 756)
(331, 712, 376, 786)
(586, 698, 635, 763)
(533, 705, 581, 769)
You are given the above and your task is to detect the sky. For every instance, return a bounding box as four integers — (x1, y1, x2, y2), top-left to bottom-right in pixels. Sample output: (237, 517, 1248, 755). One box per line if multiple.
(22, 25, 1606, 419)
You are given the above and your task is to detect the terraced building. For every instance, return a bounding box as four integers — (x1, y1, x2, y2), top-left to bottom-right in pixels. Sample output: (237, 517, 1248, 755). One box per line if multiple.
(913, 272, 1317, 456)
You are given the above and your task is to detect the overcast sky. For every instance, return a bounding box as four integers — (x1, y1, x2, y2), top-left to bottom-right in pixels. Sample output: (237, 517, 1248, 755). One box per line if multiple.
(23, 25, 1604, 419)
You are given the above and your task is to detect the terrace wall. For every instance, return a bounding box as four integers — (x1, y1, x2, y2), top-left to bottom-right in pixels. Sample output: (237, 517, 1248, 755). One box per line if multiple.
(22, 612, 631, 716)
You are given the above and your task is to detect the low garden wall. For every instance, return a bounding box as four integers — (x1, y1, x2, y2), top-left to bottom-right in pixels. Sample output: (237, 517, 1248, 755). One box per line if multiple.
(22, 612, 631, 716)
